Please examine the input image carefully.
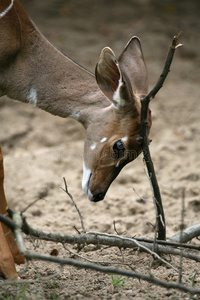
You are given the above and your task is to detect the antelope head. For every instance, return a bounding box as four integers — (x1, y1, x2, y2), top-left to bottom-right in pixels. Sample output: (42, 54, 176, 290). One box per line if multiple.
(82, 37, 152, 202)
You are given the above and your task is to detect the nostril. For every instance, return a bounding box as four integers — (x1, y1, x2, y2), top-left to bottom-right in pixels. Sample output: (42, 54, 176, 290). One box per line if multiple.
(93, 193, 105, 202)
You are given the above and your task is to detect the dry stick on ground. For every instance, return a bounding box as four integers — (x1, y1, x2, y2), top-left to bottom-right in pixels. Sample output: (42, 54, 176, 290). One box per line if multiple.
(21, 198, 47, 214)
(171, 223, 200, 244)
(18, 185, 195, 281)
(134, 237, 200, 251)
(18, 213, 200, 261)
(1, 212, 200, 264)
(179, 188, 186, 284)
(140, 32, 183, 241)
(60, 177, 86, 233)
(63, 244, 132, 267)
(1, 213, 200, 295)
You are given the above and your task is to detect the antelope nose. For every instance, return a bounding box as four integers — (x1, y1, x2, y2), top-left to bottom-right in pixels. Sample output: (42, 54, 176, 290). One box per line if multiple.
(92, 193, 105, 202)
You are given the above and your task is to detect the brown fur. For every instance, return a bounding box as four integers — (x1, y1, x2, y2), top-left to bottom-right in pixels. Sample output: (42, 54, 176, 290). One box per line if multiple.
(0, 145, 25, 280)
(0, 0, 151, 202)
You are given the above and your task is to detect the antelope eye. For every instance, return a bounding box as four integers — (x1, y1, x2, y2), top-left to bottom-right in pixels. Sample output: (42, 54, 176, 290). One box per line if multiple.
(113, 140, 125, 159)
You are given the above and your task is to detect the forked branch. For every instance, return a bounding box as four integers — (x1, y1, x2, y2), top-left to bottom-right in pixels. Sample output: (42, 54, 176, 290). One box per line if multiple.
(60, 177, 86, 233)
(1, 212, 200, 262)
(140, 32, 183, 240)
(1, 212, 200, 295)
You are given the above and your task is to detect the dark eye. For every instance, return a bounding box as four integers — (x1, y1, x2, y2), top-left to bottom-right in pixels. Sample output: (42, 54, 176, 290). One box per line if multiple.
(113, 140, 125, 159)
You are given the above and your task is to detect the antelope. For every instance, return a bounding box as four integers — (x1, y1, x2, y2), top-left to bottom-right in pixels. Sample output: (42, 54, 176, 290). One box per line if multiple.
(0, 0, 151, 203)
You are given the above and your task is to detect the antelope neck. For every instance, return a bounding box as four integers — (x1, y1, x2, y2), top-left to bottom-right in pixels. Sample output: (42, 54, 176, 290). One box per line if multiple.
(0, 0, 109, 128)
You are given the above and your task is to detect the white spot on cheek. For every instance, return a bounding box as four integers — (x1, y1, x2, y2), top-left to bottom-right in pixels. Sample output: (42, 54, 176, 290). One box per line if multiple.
(90, 143, 96, 150)
(100, 137, 107, 143)
(69, 111, 81, 120)
(27, 87, 37, 106)
(116, 160, 120, 167)
(121, 136, 128, 142)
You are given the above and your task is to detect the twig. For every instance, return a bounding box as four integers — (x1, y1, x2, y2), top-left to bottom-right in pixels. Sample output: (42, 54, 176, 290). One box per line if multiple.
(113, 220, 120, 235)
(1, 212, 200, 262)
(1, 212, 199, 294)
(63, 244, 131, 267)
(60, 177, 86, 233)
(6, 209, 191, 280)
(143, 167, 158, 251)
(8, 250, 200, 295)
(134, 237, 200, 251)
(18, 214, 200, 261)
(0, 212, 16, 231)
(21, 198, 46, 213)
(133, 187, 152, 203)
(140, 32, 183, 240)
(179, 188, 185, 284)
(88, 231, 189, 282)
(171, 223, 200, 243)
(147, 31, 183, 101)
(2, 211, 200, 293)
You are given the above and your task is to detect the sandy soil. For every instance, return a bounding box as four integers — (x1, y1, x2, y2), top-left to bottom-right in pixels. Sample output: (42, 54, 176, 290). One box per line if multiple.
(0, 0, 200, 299)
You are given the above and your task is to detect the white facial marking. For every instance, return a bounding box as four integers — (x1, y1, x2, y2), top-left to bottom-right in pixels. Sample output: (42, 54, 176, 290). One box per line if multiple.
(116, 160, 120, 168)
(121, 136, 128, 142)
(90, 143, 96, 150)
(27, 87, 37, 106)
(100, 137, 107, 143)
(113, 76, 125, 109)
(69, 111, 81, 120)
(82, 161, 93, 200)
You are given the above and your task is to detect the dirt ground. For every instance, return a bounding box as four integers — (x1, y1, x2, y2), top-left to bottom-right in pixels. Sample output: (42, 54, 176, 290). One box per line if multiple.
(0, 0, 200, 299)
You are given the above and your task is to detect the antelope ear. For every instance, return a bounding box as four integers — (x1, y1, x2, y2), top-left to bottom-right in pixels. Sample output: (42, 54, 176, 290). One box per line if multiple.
(118, 37, 148, 99)
(95, 47, 133, 109)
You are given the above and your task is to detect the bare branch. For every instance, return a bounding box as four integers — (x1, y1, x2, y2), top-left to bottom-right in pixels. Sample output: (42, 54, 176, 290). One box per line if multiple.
(147, 31, 183, 101)
(21, 198, 46, 214)
(1, 211, 200, 294)
(143, 167, 159, 251)
(18, 213, 200, 262)
(1, 211, 199, 294)
(2, 210, 199, 268)
(134, 237, 200, 251)
(133, 187, 152, 203)
(88, 231, 189, 282)
(22, 251, 200, 295)
(61, 177, 86, 233)
(63, 244, 131, 267)
(171, 223, 200, 244)
(140, 32, 183, 240)
(178, 188, 185, 284)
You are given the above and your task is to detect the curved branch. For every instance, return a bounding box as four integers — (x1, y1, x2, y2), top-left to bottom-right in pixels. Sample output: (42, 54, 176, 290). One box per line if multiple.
(171, 223, 200, 243)
(1, 213, 199, 263)
(140, 32, 183, 240)
(1, 212, 200, 294)
(21, 250, 200, 295)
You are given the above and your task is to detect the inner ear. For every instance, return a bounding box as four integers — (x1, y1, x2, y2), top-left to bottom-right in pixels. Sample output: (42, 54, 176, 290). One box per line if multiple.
(95, 47, 135, 109)
(95, 47, 120, 102)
